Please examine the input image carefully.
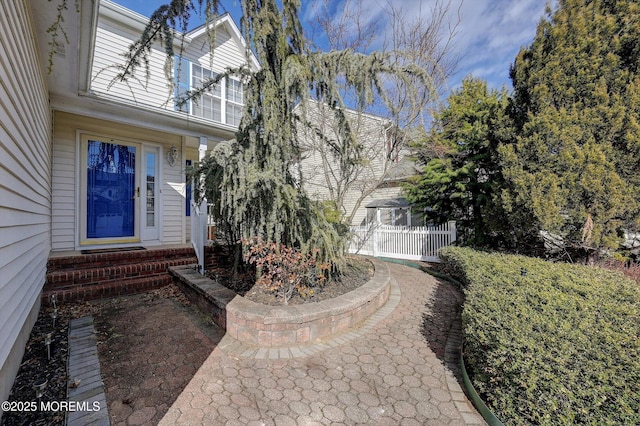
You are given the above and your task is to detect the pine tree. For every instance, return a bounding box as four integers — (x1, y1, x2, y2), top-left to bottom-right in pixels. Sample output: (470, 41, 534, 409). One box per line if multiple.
(503, 0, 640, 259)
(117, 0, 430, 266)
(403, 77, 512, 247)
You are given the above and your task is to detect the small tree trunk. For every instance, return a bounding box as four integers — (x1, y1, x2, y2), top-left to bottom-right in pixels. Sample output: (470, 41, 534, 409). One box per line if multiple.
(232, 242, 242, 281)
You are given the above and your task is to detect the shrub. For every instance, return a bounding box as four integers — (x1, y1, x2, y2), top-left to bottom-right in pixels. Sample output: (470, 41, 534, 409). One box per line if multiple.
(598, 257, 640, 286)
(440, 246, 640, 425)
(243, 238, 328, 304)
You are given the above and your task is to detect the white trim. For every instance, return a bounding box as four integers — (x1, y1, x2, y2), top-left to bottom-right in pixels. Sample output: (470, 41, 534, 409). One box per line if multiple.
(78, 0, 100, 94)
(187, 14, 260, 71)
(198, 137, 208, 161)
(181, 136, 187, 243)
(54, 92, 238, 140)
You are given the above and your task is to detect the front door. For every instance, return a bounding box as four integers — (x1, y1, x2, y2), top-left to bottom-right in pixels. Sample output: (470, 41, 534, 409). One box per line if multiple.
(80, 135, 161, 246)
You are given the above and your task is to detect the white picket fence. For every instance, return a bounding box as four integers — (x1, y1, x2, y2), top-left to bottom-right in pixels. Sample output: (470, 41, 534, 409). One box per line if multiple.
(349, 221, 457, 262)
(193, 203, 455, 270)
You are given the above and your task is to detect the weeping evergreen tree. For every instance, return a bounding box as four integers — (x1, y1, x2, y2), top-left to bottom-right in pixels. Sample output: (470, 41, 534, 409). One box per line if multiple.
(115, 0, 430, 267)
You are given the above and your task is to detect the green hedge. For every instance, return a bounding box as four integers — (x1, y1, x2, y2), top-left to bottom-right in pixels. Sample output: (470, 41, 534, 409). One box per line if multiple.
(440, 247, 640, 425)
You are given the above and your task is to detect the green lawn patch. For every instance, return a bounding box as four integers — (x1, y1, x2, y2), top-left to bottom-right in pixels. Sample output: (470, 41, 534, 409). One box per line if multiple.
(440, 247, 640, 425)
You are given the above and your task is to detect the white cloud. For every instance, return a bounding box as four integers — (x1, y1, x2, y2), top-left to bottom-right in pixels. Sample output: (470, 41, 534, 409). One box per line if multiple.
(450, 0, 550, 89)
(120, 0, 552, 93)
(301, 0, 551, 91)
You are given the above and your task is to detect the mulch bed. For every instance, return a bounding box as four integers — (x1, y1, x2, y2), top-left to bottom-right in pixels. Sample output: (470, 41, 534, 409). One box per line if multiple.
(1, 302, 90, 426)
(207, 254, 374, 305)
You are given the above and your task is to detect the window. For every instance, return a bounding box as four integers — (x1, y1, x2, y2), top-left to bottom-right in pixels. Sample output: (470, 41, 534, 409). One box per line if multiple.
(226, 78, 244, 127)
(174, 57, 244, 126)
(191, 64, 222, 122)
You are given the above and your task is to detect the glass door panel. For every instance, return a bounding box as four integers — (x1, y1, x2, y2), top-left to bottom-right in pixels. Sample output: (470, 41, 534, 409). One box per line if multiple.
(146, 152, 156, 227)
(141, 146, 160, 241)
(86, 140, 136, 239)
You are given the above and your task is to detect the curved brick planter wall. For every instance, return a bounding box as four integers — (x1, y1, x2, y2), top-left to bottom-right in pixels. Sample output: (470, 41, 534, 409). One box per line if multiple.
(170, 257, 391, 347)
(226, 258, 391, 346)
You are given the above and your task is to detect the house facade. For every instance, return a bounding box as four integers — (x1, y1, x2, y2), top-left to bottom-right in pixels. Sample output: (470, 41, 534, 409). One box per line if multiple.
(0, 0, 257, 408)
(51, 0, 258, 252)
(297, 100, 420, 226)
(0, 0, 419, 406)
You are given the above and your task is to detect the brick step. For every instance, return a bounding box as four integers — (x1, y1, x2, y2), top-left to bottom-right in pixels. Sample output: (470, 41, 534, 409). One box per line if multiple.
(42, 275, 174, 305)
(47, 247, 197, 272)
(44, 257, 196, 290)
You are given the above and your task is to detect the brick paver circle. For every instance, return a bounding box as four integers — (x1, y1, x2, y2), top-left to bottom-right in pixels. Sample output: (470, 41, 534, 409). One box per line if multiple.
(117, 261, 486, 425)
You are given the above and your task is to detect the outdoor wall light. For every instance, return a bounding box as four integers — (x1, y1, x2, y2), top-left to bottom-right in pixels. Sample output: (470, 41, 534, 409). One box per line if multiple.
(33, 379, 48, 400)
(167, 145, 179, 167)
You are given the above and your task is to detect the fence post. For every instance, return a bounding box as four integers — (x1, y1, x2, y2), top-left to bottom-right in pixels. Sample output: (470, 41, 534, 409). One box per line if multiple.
(372, 223, 379, 257)
(448, 220, 457, 244)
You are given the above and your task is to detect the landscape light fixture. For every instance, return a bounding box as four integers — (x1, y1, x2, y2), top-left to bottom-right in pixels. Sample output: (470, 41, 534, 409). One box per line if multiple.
(45, 333, 52, 360)
(33, 379, 48, 400)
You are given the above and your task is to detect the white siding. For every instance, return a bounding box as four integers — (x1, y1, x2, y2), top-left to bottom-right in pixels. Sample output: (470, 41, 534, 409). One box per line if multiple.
(54, 4, 256, 251)
(51, 113, 77, 250)
(163, 154, 185, 244)
(183, 26, 249, 72)
(91, 13, 250, 114)
(355, 185, 404, 225)
(0, 1, 51, 407)
(298, 102, 395, 225)
(91, 21, 173, 109)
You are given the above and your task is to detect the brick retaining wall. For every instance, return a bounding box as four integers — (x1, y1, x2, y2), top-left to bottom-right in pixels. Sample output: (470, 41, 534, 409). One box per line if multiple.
(170, 257, 391, 346)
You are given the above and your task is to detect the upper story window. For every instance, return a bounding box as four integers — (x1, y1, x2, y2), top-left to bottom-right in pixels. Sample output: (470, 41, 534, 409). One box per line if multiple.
(192, 64, 222, 122)
(225, 78, 243, 127)
(174, 57, 244, 127)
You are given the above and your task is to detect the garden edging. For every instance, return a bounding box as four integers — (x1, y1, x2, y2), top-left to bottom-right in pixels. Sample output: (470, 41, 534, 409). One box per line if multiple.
(169, 256, 390, 347)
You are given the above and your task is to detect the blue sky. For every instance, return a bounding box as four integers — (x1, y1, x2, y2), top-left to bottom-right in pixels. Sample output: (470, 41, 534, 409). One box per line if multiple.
(115, 0, 552, 93)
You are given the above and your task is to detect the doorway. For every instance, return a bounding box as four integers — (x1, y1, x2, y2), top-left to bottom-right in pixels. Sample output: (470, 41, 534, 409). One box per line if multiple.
(80, 135, 161, 246)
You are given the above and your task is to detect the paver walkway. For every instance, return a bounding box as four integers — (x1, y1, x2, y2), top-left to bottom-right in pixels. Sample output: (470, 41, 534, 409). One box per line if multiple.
(158, 262, 485, 425)
(66, 317, 109, 425)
